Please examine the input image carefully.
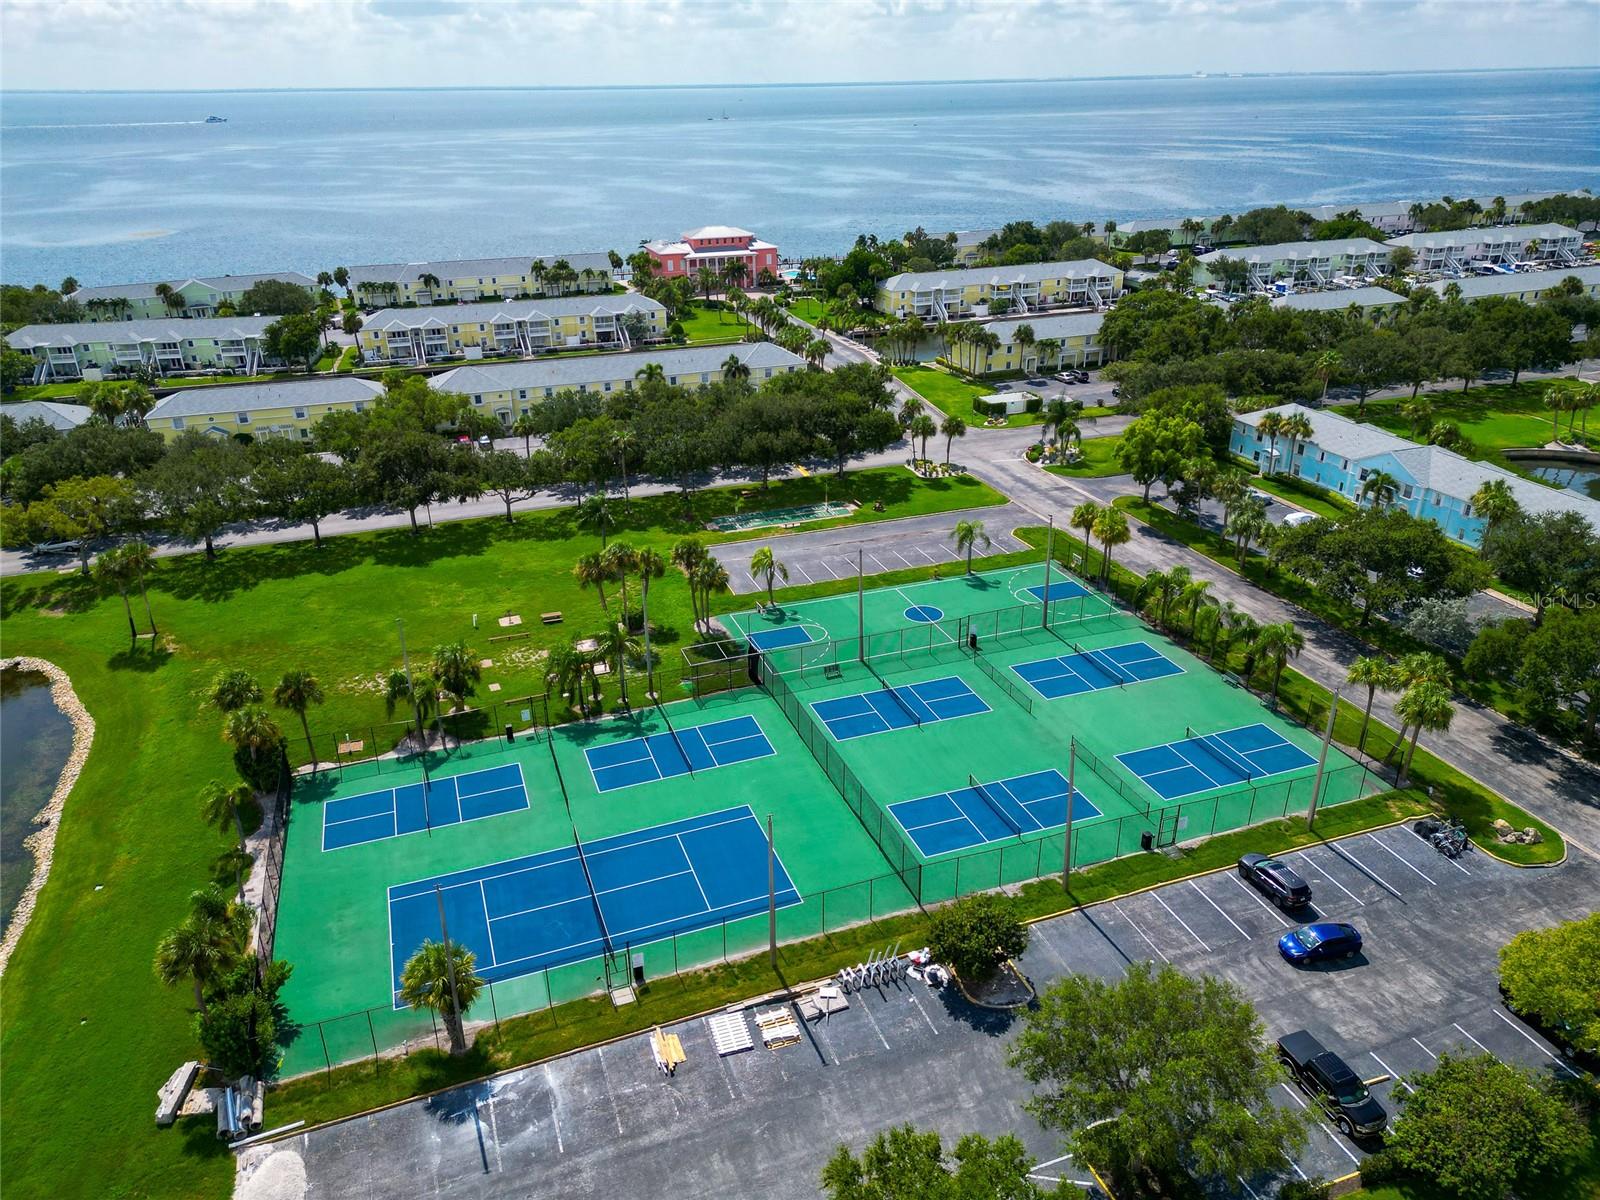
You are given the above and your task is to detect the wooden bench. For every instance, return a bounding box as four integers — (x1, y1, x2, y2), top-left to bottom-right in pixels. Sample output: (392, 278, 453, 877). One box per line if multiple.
(541, 611, 563, 625)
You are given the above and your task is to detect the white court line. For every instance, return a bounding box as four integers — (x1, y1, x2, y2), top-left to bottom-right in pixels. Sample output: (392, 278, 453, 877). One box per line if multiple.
(1189, 880, 1251, 938)
(1452, 1022, 1497, 1058)
(1492, 1009, 1581, 1078)
(1406, 825, 1472, 875)
(1150, 891, 1211, 951)
(1228, 872, 1294, 926)
(1292, 850, 1365, 907)
(1366, 832, 1437, 885)
(677, 834, 712, 909)
(480, 880, 500, 966)
(1370, 1051, 1414, 1093)
(1411, 1036, 1437, 1059)
(1113, 901, 1170, 963)
(1325, 840, 1402, 898)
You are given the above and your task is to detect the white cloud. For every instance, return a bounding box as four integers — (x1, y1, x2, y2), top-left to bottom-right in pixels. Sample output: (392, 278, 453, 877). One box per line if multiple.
(0, 0, 1595, 89)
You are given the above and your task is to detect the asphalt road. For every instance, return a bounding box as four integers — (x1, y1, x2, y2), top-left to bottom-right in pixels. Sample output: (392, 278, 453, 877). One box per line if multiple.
(237, 825, 1596, 1200)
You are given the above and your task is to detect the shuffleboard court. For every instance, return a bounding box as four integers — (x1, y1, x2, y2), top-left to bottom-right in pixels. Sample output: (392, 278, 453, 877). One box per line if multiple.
(584, 714, 776, 792)
(811, 675, 991, 740)
(322, 763, 528, 851)
(1116, 723, 1319, 801)
(889, 769, 1104, 857)
(386, 806, 801, 1001)
(1011, 640, 1183, 700)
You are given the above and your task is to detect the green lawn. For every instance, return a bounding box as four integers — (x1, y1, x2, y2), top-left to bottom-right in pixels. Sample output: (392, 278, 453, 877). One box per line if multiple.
(892, 364, 1044, 429)
(4, 381, 90, 401)
(676, 301, 752, 345)
(786, 296, 827, 324)
(1245, 470, 1357, 520)
(1354, 378, 1592, 479)
(0, 465, 994, 1200)
(1045, 434, 1126, 477)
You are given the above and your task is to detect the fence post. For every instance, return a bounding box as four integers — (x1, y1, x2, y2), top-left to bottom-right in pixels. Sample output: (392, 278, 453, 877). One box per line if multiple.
(319, 1023, 332, 1077)
(489, 984, 501, 1033)
(366, 1009, 379, 1064)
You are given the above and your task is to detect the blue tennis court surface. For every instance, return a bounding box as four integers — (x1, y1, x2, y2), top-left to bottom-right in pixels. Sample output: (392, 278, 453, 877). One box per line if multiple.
(1116, 723, 1318, 801)
(747, 625, 814, 653)
(811, 675, 991, 741)
(322, 763, 528, 851)
(386, 806, 800, 1000)
(1011, 640, 1183, 699)
(584, 714, 775, 793)
(889, 769, 1103, 857)
(1024, 580, 1091, 603)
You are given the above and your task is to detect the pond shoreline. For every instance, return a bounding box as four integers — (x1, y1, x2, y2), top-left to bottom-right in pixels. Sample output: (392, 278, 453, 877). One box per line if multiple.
(0, 657, 96, 976)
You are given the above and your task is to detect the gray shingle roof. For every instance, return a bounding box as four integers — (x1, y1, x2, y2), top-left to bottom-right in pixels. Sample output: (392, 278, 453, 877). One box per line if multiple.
(882, 259, 1118, 291)
(8, 316, 278, 348)
(72, 272, 316, 302)
(146, 377, 385, 421)
(1235, 404, 1409, 460)
(362, 295, 663, 332)
(1384, 445, 1600, 524)
(1271, 286, 1406, 312)
(1422, 265, 1600, 300)
(0, 400, 92, 429)
(429, 343, 805, 394)
(985, 312, 1105, 343)
(1197, 238, 1389, 264)
(342, 254, 615, 287)
(1386, 223, 1581, 250)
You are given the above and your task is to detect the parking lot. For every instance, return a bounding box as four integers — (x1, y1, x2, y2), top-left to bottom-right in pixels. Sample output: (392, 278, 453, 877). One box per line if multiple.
(709, 506, 1029, 594)
(241, 823, 1595, 1200)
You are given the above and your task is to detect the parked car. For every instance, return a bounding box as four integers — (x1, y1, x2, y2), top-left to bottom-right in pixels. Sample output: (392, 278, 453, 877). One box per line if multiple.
(1249, 489, 1275, 506)
(1053, 372, 1077, 384)
(1237, 853, 1312, 910)
(1026, 377, 1048, 387)
(992, 382, 1012, 392)
(1279, 921, 1362, 965)
(1282, 511, 1318, 528)
(1276, 1030, 1388, 1138)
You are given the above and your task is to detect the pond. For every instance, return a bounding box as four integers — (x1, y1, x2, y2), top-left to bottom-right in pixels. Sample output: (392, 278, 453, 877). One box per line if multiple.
(1521, 461, 1600, 501)
(0, 668, 75, 937)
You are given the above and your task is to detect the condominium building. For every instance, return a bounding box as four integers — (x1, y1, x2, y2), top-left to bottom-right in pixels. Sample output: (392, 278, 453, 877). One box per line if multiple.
(1422, 264, 1600, 303)
(1231, 403, 1600, 548)
(1270, 286, 1406, 320)
(0, 400, 92, 431)
(8, 317, 282, 383)
(1386, 224, 1585, 273)
(877, 260, 1122, 321)
(341, 254, 618, 308)
(68, 272, 318, 321)
(1194, 239, 1391, 291)
(356, 295, 667, 365)
(145, 377, 386, 441)
(945, 312, 1106, 376)
(642, 226, 780, 283)
(430, 343, 806, 425)
(943, 230, 1001, 266)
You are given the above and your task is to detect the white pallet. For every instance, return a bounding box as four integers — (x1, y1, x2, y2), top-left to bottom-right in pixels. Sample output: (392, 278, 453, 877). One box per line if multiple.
(706, 1011, 754, 1056)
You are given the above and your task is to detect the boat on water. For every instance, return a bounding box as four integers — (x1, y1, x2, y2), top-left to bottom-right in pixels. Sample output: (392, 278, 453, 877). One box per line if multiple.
(205, 115, 227, 123)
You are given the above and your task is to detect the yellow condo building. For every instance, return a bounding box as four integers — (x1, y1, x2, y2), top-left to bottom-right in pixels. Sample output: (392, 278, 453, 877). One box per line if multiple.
(877, 259, 1122, 321)
(146, 377, 386, 440)
(357, 295, 667, 364)
(946, 312, 1107, 376)
(342, 253, 619, 307)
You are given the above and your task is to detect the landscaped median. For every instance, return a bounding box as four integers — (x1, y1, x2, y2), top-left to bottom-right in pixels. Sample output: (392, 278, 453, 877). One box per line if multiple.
(1043, 433, 1125, 477)
(891, 363, 1045, 429)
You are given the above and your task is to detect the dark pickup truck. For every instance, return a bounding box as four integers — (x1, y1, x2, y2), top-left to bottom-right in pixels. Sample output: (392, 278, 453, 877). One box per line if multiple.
(1276, 1030, 1388, 1139)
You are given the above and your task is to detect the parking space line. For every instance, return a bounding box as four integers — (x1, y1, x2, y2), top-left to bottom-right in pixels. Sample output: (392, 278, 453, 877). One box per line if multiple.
(818, 558, 840, 579)
(858, 997, 891, 1050)
(789, 561, 814, 584)
(1406, 825, 1472, 875)
(1228, 873, 1294, 926)
(866, 553, 890, 574)
(1277, 1085, 1361, 1166)
(888, 550, 915, 570)
(1491, 1009, 1581, 1078)
(911, 546, 937, 563)
(1452, 1022, 1497, 1059)
(907, 987, 939, 1035)
(1325, 840, 1402, 898)
(1237, 1175, 1265, 1200)
(1113, 901, 1170, 963)
(1151, 892, 1210, 951)
(1411, 1037, 1437, 1060)
(1370, 1051, 1414, 1093)
(1189, 880, 1250, 937)
(1292, 850, 1365, 906)
(1366, 832, 1437, 885)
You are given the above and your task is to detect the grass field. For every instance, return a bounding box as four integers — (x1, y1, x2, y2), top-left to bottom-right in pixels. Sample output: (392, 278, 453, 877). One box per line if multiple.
(893, 363, 1045, 429)
(0, 465, 997, 1200)
(786, 296, 828, 324)
(677, 301, 751, 345)
(1045, 434, 1126, 477)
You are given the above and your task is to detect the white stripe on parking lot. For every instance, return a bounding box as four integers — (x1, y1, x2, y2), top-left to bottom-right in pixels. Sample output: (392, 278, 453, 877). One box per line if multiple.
(789, 560, 814, 584)
(1406, 825, 1472, 875)
(1325, 840, 1402, 898)
(1492, 1009, 1581, 1078)
(1112, 901, 1170, 963)
(1452, 1022, 1497, 1058)
(1370, 1051, 1414, 1093)
(1290, 850, 1365, 906)
(1366, 832, 1437, 885)
(1227, 873, 1294, 926)
(818, 558, 840, 579)
(1278, 1085, 1361, 1166)
(1151, 891, 1210, 951)
(1411, 1037, 1437, 1059)
(1189, 880, 1250, 937)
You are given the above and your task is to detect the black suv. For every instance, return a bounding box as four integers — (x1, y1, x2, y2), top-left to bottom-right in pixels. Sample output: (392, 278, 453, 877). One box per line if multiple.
(1276, 1030, 1387, 1139)
(1238, 853, 1312, 910)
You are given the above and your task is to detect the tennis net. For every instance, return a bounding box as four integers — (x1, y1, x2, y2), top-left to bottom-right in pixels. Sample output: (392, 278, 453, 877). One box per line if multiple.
(868, 665, 922, 727)
(969, 773, 1024, 838)
(544, 731, 615, 957)
(1073, 641, 1128, 688)
(970, 651, 1034, 715)
(1185, 726, 1256, 782)
(653, 698, 695, 775)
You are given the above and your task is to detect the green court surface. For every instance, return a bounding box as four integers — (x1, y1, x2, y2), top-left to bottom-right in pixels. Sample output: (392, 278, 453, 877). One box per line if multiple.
(273, 561, 1374, 1074)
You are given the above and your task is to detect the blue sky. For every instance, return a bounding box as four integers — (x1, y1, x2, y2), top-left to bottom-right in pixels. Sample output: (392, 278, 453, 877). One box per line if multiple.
(2, 0, 1597, 91)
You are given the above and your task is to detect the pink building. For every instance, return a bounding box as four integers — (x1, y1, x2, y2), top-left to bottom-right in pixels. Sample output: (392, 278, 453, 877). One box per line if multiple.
(644, 225, 780, 284)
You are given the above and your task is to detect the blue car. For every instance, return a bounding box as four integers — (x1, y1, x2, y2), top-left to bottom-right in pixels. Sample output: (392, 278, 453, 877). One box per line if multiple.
(1279, 922, 1362, 965)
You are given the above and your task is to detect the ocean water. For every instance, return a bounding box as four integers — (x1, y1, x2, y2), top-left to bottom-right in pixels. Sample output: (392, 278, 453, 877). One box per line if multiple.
(1, 70, 1597, 287)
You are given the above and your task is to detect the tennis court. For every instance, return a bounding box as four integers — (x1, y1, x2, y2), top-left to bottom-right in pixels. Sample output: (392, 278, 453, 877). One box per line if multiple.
(811, 675, 990, 741)
(1116, 723, 1319, 801)
(746, 625, 818, 653)
(321, 762, 529, 851)
(583, 713, 776, 792)
(386, 805, 800, 1000)
(1011, 640, 1184, 699)
(889, 769, 1104, 857)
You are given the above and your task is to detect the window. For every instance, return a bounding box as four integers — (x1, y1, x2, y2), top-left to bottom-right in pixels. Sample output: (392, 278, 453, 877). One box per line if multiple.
(172, 417, 186, 430)
(1318, 450, 1326, 463)
(354, 402, 365, 413)
(669, 376, 678, 385)
(1401, 485, 1414, 499)
(1254, 430, 1263, 443)
(1252, 451, 1260, 463)
(603, 382, 612, 392)
(299, 428, 310, 439)
(544, 388, 553, 398)
(236, 413, 250, 425)
(518, 390, 526, 400)
(1463, 502, 1473, 518)
(472, 395, 483, 406)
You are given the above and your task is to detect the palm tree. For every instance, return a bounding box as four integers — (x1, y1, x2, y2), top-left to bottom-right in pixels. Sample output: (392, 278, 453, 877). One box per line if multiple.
(611, 429, 636, 502)
(909, 414, 937, 464)
(1178, 577, 1213, 634)
(1359, 470, 1398, 508)
(1468, 478, 1520, 535)
(749, 546, 789, 607)
(804, 337, 830, 368)
(154, 282, 184, 315)
(899, 395, 924, 427)
(575, 494, 612, 544)
(1545, 385, 1571, 442)
(1233, 613, 1265, 679)
(1399, 397, 1434, 438)
(1253, 621, 1306, 705)
(671, 538, 708, 630)
(399, 939, 485, 1056)
(152, 886, 251, 1013)
(119, 538, 158, 635)
(634, 547, 666, 695)
(1037, 338, 1061, 371)
(1071, 500, 1101, 576)
(951, 519, 990, 573)
(1226, 504, 1270, 566)
(1395, 680, 1454, 786)
(224, 706, 283, 777)
(510, 411, 540, 457)
(1281, 412, 1313, 467)
(573, 550, 611, 613)
(199, 779, 254, 851)
(696, 265, 720, 302)
(1091, 507, 1130, 582)
(1256, 411, 1287, 476)
(600, 541, 638, 626)
(384, 669, 437, 747)
(93, 545, 139, 641)
(273, 669, 325, 763)
(1346, 656, 1396, 754)
(940, 414, 967, 463)
(1314, 350, 1342, 401)
(210, 669, 262, 713)
(634, 361, 666, 386)
(1012, 323, 1037, 370)
(1142, 565, 1191, 629)
(721, 353, 751, 385)
(431, 642, 480, 719)
(594, 622, 641, 709)
(545, 641, 589, 718)
(688, 558, 730, 634)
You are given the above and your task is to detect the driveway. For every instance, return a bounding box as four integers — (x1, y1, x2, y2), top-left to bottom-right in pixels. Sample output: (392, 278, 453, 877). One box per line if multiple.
(237, 827, 1596, 1200)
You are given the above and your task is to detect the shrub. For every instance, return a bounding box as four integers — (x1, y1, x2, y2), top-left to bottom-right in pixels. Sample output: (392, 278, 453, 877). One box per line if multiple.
(1276, 1181, 1330, 1200)
(1358, 1148, 1403, 1187)
(1025, 444, 1043, 463)
(1025, 395, 1043, 414)
(928, 892, 1028, 982)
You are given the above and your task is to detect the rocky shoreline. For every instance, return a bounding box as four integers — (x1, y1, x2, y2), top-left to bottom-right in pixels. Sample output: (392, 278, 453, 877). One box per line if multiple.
(0, 657, 96, 976)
